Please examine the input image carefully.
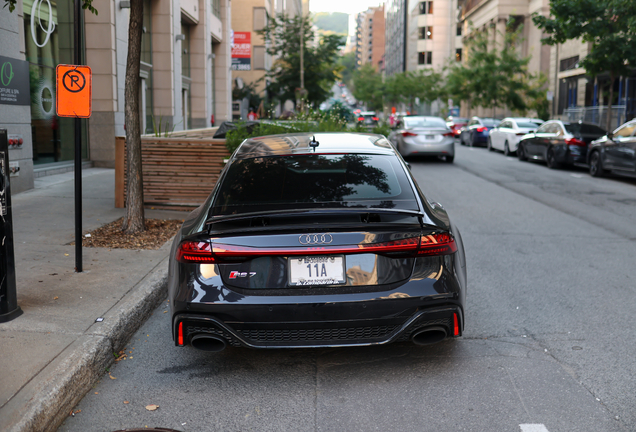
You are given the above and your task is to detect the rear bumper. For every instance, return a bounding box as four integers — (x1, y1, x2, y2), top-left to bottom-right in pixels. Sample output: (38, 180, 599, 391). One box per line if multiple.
(400, 139, 455, 157)
(173, 305, 463, 349)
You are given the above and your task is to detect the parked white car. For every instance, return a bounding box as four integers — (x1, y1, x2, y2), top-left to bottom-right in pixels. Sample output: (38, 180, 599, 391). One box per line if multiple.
(488, 118, 544, 155)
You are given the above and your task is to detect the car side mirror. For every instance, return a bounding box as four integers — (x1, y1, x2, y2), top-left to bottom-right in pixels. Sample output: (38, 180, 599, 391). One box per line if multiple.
(607, 132, 614, 140)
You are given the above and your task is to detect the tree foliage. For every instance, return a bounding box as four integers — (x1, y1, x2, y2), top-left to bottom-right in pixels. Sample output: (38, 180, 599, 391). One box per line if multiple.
(533, 0, 636, 130)
(336, 51, 356, 87)
(259, 14, 345, 108)
(445, 25, 546, 116)
(353, 65, 443, 112)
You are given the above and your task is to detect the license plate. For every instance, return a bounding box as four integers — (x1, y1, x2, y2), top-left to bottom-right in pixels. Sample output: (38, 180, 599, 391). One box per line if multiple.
(425, 134, 435, 140)
(289, 256, 345, 286)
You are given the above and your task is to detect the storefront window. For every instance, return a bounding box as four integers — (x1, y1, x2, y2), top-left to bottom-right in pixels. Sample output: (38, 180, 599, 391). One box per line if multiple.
(23, 0, 87, 164)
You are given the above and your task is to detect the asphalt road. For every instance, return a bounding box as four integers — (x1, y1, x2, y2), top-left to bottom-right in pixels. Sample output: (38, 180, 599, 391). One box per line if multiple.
(58, 143, 636, 432)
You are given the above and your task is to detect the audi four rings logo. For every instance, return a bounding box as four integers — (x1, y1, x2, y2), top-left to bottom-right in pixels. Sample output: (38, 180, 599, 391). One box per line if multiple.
(299, 234, 333, 245)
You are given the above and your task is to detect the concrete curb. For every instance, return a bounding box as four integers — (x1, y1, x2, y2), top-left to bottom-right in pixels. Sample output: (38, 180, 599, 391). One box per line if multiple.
(7, 257, 169, 432)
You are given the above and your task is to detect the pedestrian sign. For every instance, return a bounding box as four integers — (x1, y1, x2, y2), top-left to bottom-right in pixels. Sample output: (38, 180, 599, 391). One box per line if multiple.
(55, 65, 92, 118)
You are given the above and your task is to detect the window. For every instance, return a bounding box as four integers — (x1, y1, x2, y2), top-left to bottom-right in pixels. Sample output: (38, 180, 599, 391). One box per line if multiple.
(419, 1, 433, 14)
(253, 7, 267, 31)
(253, 46, 266, 70)
(560, 56, 579, 72)
(499, 121, 512, 129)
(212, 154, 418, 215)
(456, 24, 462, 36)
(418, 51, 432, 65)
(211, 0, 221, 18)
(419, 26, 433, 40)
(455, 48, 462, 62)
(181, 24, 190, 78)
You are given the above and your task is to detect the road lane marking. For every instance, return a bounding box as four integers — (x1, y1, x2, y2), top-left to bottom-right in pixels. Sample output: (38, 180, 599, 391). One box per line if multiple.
(520, 425, 550, 432)
(571, 174, 584, 178)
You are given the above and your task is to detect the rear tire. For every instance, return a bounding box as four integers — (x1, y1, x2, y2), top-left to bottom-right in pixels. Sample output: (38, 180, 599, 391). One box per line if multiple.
(546, 147, 561, 169)
(589, 150, 606, 177)
(504, 142, 511, 156)
(469, 133, 476, 147)
(517, 143, 527, 161)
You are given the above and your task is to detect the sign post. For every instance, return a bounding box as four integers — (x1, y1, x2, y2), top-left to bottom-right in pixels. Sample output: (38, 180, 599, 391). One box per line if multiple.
(0, 129, 22, 322)
(55, 0, 91, 272)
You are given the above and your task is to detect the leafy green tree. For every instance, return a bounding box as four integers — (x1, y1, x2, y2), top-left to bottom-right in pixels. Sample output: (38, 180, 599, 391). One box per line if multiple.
(533, 0, 636, 131)
(336, 51, 357, 87)
(352, 64, 384, 111)
(259, 14, 345, 109)
(445, 25, 546, 117)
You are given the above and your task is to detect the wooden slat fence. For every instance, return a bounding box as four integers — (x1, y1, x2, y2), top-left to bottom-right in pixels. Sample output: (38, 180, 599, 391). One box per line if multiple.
(115, 136, 229, 210)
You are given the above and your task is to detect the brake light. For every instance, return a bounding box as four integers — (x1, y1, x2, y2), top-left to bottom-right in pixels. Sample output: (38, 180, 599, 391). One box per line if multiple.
(454, 130, 461, 135)
(401, 131, 417, 137)
(176, 241, 216, 263)
(358, 117, 364, 121)
(566, 137, 586, 146)
(207, 233, 456, 259)
(476, 127, 486, 132)
(372, 117, 378, 121)
(443, 132, 454, 137)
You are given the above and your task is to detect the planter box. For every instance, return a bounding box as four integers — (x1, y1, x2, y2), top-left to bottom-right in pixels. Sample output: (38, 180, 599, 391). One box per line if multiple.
(115, 136, 229, 210)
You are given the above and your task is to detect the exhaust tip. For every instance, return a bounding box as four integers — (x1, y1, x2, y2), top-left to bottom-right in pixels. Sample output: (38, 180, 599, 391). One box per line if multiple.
(411, 326, 447, 346)
(190, 334, 227, 352)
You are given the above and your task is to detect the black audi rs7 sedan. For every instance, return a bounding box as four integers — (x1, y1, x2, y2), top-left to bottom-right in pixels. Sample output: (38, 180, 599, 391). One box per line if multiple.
(168, 133, 467, 352)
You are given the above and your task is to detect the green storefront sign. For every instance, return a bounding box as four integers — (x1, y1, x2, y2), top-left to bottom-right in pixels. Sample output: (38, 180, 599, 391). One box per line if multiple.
(0, 56, 30, 106)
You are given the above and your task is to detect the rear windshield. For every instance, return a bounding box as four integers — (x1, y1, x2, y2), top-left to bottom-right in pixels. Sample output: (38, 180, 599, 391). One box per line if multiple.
(517, 121, 542, 128)
(449, 118, 468, 123)
(564, 124, 606, 135)
(404, 118, 447, 129)
(212, 154, 419, 215)
(482, 119, 501, 127)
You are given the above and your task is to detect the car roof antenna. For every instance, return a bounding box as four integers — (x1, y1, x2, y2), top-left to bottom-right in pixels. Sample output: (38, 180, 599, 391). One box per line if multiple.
(309, 135, 319, 151)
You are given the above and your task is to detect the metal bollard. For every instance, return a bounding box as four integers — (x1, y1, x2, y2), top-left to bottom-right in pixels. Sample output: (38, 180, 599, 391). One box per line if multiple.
(0, 129, 22, 322)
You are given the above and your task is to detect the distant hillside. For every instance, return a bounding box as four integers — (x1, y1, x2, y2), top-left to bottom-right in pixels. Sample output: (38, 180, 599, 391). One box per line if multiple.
(313, 12, 349, 35)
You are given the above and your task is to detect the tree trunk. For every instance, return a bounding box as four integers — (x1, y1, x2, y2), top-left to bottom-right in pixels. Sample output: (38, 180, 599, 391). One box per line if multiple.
(122, 0, 145, 234)
(605, 72, 615, 134)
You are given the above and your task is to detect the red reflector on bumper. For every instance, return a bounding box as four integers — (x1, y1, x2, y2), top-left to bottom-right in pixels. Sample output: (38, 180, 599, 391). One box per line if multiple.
(178, 321, 184, 345)
(453, 313, 459, 336)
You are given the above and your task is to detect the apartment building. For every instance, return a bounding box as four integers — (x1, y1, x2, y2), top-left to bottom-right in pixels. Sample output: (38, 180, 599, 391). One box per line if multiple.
(385, 0, 461, 76)
(548, 38, 636, 127)
(0, 0, 232, 193)
(459, 0, 550, 118)
(355, 6, 385, 71)
(231, 0, 273, 98)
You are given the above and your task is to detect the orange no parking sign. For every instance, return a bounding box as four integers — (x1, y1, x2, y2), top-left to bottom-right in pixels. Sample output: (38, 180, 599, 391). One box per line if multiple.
(56, 64, 92, 118)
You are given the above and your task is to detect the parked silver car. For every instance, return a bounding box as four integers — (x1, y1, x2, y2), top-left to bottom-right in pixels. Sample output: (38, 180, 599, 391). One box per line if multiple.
(588, 118, 636, 177)
(389, 116, 455, 162)
(488, 117, 543, 155)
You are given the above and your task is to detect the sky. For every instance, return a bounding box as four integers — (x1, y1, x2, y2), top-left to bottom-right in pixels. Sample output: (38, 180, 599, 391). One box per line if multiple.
(309, 0, 384, 16)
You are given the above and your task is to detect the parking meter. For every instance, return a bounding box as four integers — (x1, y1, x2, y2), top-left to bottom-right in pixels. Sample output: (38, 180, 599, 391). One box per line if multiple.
(0, 129, 22, 322)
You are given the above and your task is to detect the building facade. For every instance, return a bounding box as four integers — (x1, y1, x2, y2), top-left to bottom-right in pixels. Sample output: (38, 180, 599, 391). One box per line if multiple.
(0, 0, 232, 194)
(355, 6, 385, 71)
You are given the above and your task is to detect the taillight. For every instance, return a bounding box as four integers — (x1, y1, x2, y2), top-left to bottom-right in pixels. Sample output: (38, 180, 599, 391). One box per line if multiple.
(417, 233, 457, 256)
(454, 130, 461, 135)
(476, 127, 486, 132)
(207, 233, 456, 258)
(358, 117, 364, 121)
(176, 241, 215, 263)
(372, 117, 378, 121)
(516, 132, 527, 136)
(401, 131, 417, 137)
(443, 132, 454, 137)
(566, 137, 586, 146)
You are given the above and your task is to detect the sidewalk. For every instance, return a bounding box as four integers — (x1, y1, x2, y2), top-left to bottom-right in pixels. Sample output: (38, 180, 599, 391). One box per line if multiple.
(0, 168, 188, 432)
